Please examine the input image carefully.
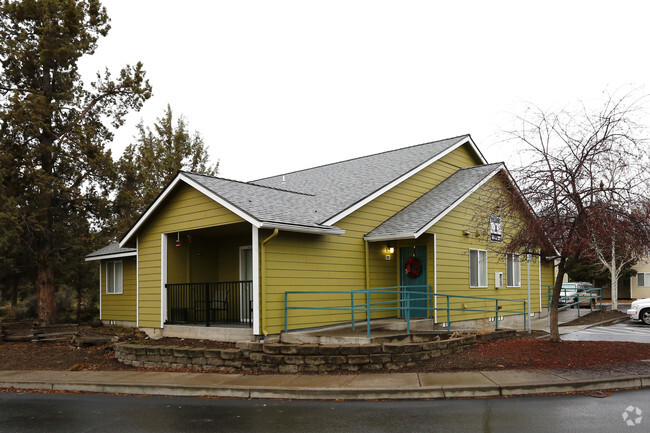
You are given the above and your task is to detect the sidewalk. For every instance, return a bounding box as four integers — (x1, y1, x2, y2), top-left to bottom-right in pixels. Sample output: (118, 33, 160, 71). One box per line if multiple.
(1, 364, 649, 400)
(1, 308, 646, 401)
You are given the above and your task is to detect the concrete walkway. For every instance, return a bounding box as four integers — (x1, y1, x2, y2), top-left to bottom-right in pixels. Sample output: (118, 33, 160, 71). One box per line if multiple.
(1, 307, 645, 401)
(1, 363, 648, 400)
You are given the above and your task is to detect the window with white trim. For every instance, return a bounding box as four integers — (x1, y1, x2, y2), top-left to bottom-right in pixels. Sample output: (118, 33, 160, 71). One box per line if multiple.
(638, 273, 650, 287)
(469, 249, 488, 288)
(106, 261, 123, 294)
(506, 253, 521, 287)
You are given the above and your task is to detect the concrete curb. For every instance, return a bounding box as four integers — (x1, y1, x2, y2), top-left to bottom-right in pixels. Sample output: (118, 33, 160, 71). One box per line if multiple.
(1, 369, 648, 400)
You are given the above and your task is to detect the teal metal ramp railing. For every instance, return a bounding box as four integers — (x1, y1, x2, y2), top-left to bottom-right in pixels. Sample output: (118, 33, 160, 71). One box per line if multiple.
(284, 286, 528, 338)
(548, 286, 603, 316)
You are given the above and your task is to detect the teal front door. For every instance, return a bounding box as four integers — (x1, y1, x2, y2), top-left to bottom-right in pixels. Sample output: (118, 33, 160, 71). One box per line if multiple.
(400, 246, 428, 318)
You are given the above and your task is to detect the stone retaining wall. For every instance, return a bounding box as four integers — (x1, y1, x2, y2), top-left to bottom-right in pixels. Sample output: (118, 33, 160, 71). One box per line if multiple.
(113, 333, 502, 373)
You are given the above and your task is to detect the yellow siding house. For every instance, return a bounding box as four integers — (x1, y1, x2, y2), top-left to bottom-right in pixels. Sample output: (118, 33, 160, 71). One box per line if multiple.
(86, 135, 555, 340)
(631, 258, 650, 299)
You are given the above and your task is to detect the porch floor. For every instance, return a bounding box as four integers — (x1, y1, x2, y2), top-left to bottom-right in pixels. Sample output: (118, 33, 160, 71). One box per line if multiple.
(146, 323, 255, 342)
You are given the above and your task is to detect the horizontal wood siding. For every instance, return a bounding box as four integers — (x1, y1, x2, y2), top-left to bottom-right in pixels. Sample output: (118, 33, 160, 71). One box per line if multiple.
(631, 259, 650, 299)
(100, 257, 137, 322)
(267, 144, 482, 333)
(138, 182, 245, 328)
(429, 175, 555, 326)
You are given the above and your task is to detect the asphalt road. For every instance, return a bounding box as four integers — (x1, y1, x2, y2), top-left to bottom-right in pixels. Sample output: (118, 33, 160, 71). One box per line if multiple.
(1, 389, 650, 433)
(562, 319, 650, 343)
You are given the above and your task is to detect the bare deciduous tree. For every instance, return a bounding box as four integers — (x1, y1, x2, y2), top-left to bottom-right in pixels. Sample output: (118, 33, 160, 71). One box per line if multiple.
(504, 91, 650, 342)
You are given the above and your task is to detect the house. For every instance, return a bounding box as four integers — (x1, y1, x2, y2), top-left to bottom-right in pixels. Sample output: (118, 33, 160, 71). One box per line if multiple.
(630, 258, 650, 299)
(86, 135, 555, 341)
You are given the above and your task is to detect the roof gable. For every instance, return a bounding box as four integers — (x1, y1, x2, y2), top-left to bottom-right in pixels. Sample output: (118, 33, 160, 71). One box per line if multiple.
(119, 172, 345, 247)
(364, 163, 504, 241)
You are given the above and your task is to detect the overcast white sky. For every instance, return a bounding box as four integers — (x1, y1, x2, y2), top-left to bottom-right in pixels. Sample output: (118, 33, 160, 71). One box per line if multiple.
(78, 0, 650, 181)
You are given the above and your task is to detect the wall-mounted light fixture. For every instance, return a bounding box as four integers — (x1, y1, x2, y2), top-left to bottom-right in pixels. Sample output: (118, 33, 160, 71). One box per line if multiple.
(386, 243, 395, 254)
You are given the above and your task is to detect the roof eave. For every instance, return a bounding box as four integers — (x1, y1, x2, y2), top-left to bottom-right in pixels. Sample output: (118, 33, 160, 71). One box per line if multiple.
(260, 221, 345, 236)
(85, 251, 137, 262)
(363, 233, 419, 242)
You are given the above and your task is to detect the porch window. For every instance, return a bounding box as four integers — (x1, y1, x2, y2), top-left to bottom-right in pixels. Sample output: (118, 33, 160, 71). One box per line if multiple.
(638, 273, 650, 287)
(106, 261, 123, 294)
(469, 249, 488, 288)
(506, 253, 521, 287)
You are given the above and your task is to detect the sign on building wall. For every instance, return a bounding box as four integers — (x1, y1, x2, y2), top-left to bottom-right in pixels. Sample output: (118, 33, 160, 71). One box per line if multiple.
(490, 214, 503, 242)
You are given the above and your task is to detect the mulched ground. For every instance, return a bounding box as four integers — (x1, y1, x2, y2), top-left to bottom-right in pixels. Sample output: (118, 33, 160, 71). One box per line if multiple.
(0, 310, 645, 374)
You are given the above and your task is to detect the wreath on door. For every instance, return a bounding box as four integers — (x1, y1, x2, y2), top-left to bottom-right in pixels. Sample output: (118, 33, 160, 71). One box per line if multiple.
(405, 256, 422, 279)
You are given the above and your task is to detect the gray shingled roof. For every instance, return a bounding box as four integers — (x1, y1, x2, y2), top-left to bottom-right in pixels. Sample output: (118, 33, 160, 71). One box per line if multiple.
(182, 173, 332, 229)
(251, 135, 472, 224)
(86, 242, 137, 260)
(365, 163, 504, 241)
(90, 134, 486, 258)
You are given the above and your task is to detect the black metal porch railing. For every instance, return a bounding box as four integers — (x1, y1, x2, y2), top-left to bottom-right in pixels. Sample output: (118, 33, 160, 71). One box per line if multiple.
(165, 281, 253, 327)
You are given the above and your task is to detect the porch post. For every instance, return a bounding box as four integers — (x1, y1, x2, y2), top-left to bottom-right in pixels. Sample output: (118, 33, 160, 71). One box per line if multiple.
(160, 233, 168, 329)
(433, 233, 437, 324)
(98, 262, 102, 321)
(252, 226, 260, 335)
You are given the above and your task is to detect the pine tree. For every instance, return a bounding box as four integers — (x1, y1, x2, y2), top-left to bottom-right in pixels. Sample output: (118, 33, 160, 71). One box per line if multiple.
(0, 0, 152, 324)
(113, 105, 218, 236)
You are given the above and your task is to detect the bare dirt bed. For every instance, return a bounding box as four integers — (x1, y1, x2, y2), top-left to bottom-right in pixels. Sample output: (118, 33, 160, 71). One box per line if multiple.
(0, 310, 645, 374)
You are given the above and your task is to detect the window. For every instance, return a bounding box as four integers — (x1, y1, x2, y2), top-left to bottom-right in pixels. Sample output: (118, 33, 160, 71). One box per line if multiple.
(469, 249, 488, 288)
(106, 261, 123, 294)
(638, 273, 650, 287)
(506, 253, 521, 287)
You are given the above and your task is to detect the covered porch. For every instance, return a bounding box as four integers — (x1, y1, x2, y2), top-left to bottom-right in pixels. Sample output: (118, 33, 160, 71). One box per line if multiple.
(162, 223, 255, 328)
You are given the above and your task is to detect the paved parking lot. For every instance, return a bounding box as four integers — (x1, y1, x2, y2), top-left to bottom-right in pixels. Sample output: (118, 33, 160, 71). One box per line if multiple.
(562, 320, 650, 343)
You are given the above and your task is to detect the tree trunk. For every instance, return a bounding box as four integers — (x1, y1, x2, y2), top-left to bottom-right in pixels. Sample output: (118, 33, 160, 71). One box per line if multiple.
(11, 278, 18, 308)
(76, 284, 82, 323)
(36, 244, 56, 324)
(610, 238, 618, 311)
(548, 258, 566, 343)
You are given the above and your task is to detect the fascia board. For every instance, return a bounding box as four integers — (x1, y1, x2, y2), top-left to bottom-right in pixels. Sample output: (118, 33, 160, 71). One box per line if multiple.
(323, 136, 481, 226)
(363, 233, 419, 242)
(119, 173, 261, 247)
(181, 175, 261, 228)
(413, 164, 504, 238)
(260, 221, 345, 235)
(85, 251, 137, 262)
(119, 175, 185, 247)
(465, 135, 488, 164)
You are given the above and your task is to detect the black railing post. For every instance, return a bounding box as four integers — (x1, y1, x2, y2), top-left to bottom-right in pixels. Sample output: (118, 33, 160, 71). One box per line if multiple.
(205, 283, 210, 327)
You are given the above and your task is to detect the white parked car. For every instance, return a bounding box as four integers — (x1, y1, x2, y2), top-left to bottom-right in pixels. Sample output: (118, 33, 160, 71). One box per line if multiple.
(627, 298, 650, 325)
